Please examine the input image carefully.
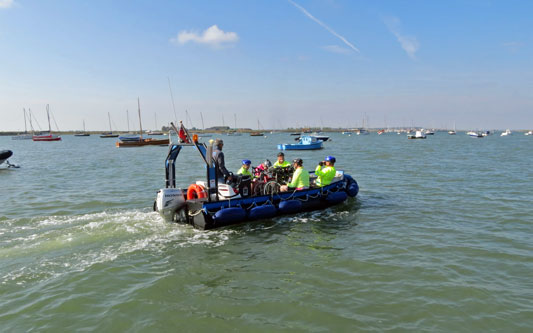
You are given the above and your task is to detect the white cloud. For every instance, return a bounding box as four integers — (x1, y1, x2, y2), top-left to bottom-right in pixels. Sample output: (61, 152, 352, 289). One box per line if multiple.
(171, 25, 238, 48)
(0, 0, 14, 9)
(288, 0, 360, 53)
(384, 16, 419, 60)
(322, 45, 351, 54)
(502, 41, 524, 53)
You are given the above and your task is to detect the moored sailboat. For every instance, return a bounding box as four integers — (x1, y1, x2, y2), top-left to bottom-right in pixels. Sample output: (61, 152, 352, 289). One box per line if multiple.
(100, 112, 119, 138)
(11, 108, 33, 140)
(116, 99, 169, 147)
(32, 105, 62, 141)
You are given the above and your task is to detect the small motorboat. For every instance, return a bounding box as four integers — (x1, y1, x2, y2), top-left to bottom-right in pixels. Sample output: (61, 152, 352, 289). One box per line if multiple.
(278, 135, 323, 150)
(293, 134, 329, 142)
(407, 130, 427, 139)
(501, 129, 512, 136)
(154, 123, 359, 230)
(467, 131, 483, 138)
(525, 130, 533, 136)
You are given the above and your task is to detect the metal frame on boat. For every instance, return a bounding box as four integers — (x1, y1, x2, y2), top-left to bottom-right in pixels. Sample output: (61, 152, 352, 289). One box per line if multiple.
(154, 123, 359, 229)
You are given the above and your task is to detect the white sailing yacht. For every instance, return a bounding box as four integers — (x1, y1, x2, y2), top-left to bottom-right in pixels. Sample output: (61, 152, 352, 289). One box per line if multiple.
(12, 108, 33, 140)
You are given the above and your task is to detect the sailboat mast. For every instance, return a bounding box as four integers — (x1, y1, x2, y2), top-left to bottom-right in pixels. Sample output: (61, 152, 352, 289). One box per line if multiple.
(108, 112, 112, 132)
(200, 112, 205, 130)
(46, 104, 51, 133)
(154, 113, 157, 131)
(167, 77, 178, 124)
(234, 113, 237, 130)
(126, 110, 130, 132)
(29, 109, 34, 134)
(23, 108, 27, 133)
(137, 98, 143, 139)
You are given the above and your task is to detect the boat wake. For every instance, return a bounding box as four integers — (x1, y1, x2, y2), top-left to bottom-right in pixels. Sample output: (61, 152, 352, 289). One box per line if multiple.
(0, 209, 237, 286)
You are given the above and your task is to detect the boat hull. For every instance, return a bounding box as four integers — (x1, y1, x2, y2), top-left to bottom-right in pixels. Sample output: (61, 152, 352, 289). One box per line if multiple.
(0, 150, 13, 165)
(157, 175, 358, 230)
(32, 135, 62, 141)
(116, 138, 169, 147)
(278, 141, 323, 150)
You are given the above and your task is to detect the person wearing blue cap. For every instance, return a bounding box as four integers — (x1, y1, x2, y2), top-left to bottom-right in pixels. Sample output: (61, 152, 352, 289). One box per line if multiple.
(315, 156, 336, 187)
(237, 159, 253, 177)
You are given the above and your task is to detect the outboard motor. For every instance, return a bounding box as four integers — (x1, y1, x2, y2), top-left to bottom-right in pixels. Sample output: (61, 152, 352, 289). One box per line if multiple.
(155, 188, 186, 221)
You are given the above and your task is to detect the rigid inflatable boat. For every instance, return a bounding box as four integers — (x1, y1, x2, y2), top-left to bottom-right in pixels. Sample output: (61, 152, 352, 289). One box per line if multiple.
(154, 123, 359, 230)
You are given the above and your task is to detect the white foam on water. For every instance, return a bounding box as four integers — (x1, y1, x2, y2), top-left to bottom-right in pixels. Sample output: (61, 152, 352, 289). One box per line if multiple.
(1, 209, 237, 286)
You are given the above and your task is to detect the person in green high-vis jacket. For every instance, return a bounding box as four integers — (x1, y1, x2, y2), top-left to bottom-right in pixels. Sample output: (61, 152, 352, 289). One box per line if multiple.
(273, 152, 291, 168)
(315, 156, 336, 187)
(237, 159, 253, 177)
(280, 158, 309, 192)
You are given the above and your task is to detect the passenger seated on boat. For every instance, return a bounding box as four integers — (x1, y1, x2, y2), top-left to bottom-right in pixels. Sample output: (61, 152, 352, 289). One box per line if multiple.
(280, 158, 309, 192)
(315, 156, 336, 187)
(213, 139, 232, 183)
(237, 160, 253, 177)
(273, 152, 291, 168)
(254, 159, 272, 179)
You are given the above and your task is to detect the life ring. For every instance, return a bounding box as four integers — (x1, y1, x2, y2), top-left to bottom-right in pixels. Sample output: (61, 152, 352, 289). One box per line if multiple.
(187, 184, 207, 200)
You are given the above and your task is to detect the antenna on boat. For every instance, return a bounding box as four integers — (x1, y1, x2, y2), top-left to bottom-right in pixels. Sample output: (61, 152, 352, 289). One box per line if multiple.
(167, 77, 178, 124)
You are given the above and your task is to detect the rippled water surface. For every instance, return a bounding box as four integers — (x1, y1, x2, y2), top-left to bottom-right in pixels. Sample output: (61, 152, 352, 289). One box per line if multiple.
(1, 133, 532, 331)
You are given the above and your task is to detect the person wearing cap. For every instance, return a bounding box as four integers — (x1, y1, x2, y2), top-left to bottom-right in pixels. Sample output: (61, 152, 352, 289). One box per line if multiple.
(315, 156, 336, 187)
(280, 158, 309, 192)
(213, 138, 232, 183)
(273, 152, 291, 168)
(237, 160, 253, 177)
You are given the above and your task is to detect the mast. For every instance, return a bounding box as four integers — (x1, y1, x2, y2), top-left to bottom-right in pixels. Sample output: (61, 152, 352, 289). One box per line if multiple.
(222, 114, 225, 127)
(167, 77, 178, 124)
(29, 109, 34, 134)
(126, 110, 130, 132)
(234, 113, 237, 130)
(46, 104, 51, 133)
(137, 98, 143, 139)
(154, 113, 157, 131)
(23, 108, 27, 133)
(200, 112, 205, 130)
(108, 112, 112, 132)
(83, 120, 86, 132)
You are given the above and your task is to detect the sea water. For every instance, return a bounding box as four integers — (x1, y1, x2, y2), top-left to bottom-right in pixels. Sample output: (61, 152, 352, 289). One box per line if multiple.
(1, 133, 532, 331)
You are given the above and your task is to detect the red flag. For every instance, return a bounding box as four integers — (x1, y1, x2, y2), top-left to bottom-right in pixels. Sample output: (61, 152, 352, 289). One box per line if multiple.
(179, 124, 190, 143)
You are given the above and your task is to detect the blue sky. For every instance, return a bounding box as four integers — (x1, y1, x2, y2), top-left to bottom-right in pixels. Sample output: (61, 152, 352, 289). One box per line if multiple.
(1, 0, 532, 131)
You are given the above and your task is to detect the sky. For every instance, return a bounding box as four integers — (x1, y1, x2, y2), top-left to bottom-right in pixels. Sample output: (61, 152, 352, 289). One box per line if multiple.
(1, 0, 532, 131)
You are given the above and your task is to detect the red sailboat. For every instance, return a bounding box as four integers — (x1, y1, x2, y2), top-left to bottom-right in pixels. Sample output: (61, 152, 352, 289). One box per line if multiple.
(33, 104, 62, 141)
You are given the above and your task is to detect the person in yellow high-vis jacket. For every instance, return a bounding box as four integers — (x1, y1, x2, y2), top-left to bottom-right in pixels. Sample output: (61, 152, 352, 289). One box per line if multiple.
(280, 158, 309, 192)
(237, 159, 253, 177)
(315, 156, 336, 187)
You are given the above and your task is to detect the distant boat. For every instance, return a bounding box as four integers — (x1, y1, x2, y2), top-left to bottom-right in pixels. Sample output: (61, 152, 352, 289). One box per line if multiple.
(250, 119, 264, 136)
(74, 120, 90, 136)
(356, 128, 369, 135)
(525, 130, 533, 136)
(377, 129, 385, 135)
(33, 105, 62, 141)
(278, 135, 323, 150)
(294, 134, 329, 142)
(341, 131, 353, 135)
(448, 122, 457, 135)
(116, 98, 169, 147)
(500, 129, 512, 136)
(467, 131, 483, 138)
(12, 108, 33, 140)
(408, 130, 427, 139)
(424, 129, 435, 135)
(100, 112, 119, 138)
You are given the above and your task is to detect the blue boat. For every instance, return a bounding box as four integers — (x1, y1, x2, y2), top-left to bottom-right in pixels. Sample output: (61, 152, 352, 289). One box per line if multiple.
(118, 135, 141, 142)
(154, 123, 358, 230)
(278, 135, 323, 150)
